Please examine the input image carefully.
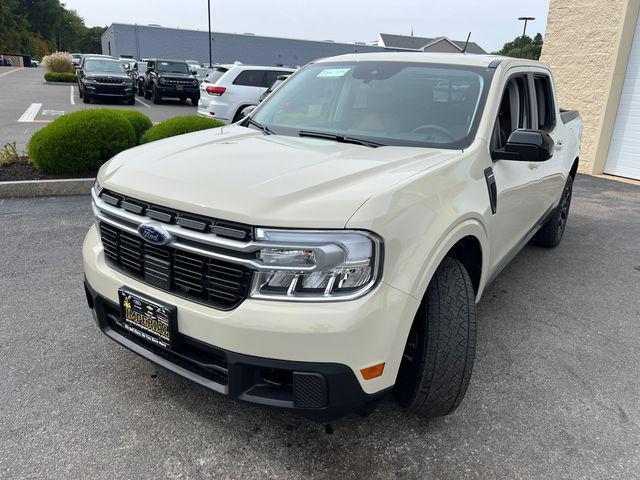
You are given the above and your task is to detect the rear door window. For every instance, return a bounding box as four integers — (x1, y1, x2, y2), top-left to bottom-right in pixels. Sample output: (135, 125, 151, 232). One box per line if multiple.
(533, 75, 555, 131)
(233, 70, 265, 87)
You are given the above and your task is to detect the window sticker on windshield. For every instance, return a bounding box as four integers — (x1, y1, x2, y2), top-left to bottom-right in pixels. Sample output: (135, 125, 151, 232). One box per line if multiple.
(317, 68, 350, 78)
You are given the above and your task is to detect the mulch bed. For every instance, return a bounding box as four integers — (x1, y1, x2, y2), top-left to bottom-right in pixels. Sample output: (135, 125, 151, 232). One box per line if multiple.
(0, 162, 97, 181)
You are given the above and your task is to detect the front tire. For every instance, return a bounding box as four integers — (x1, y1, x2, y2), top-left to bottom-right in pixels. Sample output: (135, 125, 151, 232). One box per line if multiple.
(394, 257, 477, 417)
(82, 94, 91, 104)
(152, 85, 162, 104)
(532, 175, 573, 248)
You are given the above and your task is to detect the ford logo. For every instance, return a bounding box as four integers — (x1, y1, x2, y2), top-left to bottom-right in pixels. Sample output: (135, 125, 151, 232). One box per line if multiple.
(137, 223, 173, 246)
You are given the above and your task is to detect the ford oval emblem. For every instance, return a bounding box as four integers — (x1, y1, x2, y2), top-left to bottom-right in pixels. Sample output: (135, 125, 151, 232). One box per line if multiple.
(137, 223, 173, 246)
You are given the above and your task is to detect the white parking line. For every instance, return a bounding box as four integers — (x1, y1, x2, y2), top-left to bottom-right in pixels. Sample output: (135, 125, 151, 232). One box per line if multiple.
(0, 68, 22, 78)
(135, 97, 151, 108)
(70, 86, 75, 105)
(17, 103, 43, 122)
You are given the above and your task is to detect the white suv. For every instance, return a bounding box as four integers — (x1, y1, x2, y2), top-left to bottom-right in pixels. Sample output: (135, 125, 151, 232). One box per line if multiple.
(197, 65, 295, 124)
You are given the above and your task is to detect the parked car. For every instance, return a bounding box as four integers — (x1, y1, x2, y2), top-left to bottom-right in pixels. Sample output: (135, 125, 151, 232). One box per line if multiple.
(77, 57, 135, 105)
(185, 60, 201, 69)
(71, 53, 83, 67)
(84, 53, 582, 422)
(130, 61, 148, 95)
(119, 58, 135, 71)
(30, 59, 40, 67)
(143, 59, 200, 105)
(258, 73, 291, 103)
(191, 67, 212, 83)
(197, 65, 295, 123)
(0, 55, 12, 66)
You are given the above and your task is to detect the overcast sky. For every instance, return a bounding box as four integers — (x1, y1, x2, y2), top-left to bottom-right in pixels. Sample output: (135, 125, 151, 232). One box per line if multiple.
(63, 0, 550, 52)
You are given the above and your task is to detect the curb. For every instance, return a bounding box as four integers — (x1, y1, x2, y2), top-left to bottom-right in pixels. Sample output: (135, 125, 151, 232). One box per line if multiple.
(44, 80, 76, 85)
(0, 178, 94, 198)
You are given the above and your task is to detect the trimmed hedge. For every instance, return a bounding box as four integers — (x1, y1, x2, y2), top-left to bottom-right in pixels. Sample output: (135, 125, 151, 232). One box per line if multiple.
(115, 110, 153, 143)
(44, 72, 77, 83)
(141, 115, 223, 144)
(29, 109, 136, 174)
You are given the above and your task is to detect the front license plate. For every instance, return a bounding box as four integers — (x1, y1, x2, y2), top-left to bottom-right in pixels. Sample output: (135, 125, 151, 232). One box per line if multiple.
(118, 289, 176, 348)
(176, 85, 183, 91)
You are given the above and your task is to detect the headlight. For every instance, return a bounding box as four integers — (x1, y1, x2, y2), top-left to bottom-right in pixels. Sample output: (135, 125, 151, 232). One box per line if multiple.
(249, 229, 382, 301)
(84, 78, 97, 84)
(93, 179, 103, 195)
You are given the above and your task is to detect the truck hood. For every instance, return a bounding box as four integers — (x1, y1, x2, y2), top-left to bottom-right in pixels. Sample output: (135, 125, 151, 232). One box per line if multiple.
(99, 126, 461, 228)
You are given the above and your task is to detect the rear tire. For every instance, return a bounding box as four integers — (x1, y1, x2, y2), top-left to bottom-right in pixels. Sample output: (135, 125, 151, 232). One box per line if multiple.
(137, 83, 144, 96)
(127, 97, 135, 105)
(143, 84, 152, 100)
(394, 257, 477, 417)
(532, 175, 573, 248)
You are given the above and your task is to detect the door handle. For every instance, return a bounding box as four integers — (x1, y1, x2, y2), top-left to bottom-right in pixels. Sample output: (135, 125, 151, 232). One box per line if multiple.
(528, 163, 540, 170)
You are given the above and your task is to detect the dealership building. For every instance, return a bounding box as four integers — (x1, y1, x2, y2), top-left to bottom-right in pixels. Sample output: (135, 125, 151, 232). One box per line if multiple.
(101, 23, 485, 68)
(542, 0, 640, 180)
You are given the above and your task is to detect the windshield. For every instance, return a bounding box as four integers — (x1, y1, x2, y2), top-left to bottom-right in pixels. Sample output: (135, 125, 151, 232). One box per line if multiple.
(252, 61, 494, 149)
(85, 59, 125, 74)
(156, 61, 189, 74)
(204, 68, 228, 84)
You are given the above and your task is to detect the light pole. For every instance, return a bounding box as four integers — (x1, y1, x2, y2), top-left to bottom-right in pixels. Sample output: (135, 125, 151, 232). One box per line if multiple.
(207, 0, 213, 67)
(518, 16, 535, 58)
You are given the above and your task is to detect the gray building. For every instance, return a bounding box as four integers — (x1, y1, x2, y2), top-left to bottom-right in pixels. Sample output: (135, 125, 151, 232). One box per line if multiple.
(377, 33, 487, 54)
(101, 24, 487, 66)
(102, 24, 396, 66)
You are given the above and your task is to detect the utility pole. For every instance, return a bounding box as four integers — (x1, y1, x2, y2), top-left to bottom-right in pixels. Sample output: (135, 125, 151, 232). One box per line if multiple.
(207, 0, 213, 66)
(518, 16, 535, 58)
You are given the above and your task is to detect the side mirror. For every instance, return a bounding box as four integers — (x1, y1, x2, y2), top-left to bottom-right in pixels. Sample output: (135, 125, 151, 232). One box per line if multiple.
(492, 129, 554, 162)
(239, 105, 256, 120)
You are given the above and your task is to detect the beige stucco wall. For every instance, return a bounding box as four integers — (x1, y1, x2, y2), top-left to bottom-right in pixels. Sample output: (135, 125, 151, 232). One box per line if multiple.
(540, 0, 640, 174)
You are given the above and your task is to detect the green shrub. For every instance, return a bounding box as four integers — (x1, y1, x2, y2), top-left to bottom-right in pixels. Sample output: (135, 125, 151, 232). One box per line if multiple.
(141, 116, 223, 144)
(44, 72, 77, 83)
(115, 110, 152, 143)
(29, 109, 136, 174)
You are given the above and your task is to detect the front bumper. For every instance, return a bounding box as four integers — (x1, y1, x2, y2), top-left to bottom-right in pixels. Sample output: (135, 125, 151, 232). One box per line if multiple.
(83, 225, 419, 420)
(157, 84, 199, 96)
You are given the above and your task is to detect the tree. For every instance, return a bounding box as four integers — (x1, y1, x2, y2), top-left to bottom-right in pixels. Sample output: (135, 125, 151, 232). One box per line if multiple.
(493, 33, 544, 60)
(0, 0, 104, 58)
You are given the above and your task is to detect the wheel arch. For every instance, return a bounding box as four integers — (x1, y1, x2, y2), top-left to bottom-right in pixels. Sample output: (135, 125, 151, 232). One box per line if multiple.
(411, 218, 490, 304)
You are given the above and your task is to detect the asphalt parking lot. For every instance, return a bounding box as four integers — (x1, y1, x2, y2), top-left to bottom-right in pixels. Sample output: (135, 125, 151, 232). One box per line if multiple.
(0, 67, 196, 151)
(0, 174, 639, 479)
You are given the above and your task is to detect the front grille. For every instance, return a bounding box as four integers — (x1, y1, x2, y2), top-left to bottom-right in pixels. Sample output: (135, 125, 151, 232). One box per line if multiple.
(164, 78, 195, 85)
(100, 189, 253, 241)
(100, 222, 252, 310)
(95, 85, 126, 95)
(95, 77, 125, 84)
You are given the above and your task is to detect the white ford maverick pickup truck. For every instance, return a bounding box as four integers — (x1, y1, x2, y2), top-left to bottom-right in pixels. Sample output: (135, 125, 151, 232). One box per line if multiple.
(83, 53, 583, 421)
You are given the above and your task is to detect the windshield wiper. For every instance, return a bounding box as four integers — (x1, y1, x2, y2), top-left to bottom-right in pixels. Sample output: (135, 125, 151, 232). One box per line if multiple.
(245, 117, 274, 135)
(297, 130, 384, 148)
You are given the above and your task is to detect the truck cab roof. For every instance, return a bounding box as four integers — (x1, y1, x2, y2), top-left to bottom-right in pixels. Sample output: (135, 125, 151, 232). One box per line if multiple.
(315, 52, 548, 70)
